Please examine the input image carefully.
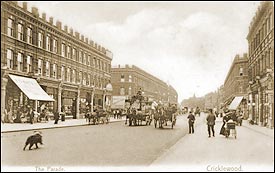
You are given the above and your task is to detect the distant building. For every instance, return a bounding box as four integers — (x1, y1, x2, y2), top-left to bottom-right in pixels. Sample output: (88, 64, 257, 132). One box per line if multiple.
(246, 1, 274, 128)
(111, 65, 178, 106)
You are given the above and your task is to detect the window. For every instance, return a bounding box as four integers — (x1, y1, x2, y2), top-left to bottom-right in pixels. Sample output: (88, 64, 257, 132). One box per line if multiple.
(87, 74, 90, 86)
(93, 57, 95, 67)
(129, 87, 132, 95)
(46, 35, 51, 51)
(120, 87, 125, 95)
(67, 46, 71, 58)
(72, 69, 76, 83)
(83, 53, 86, 64)
(67, 68, 71, 82)
(45, 61, 50, 77)
(17, 53, 23, 72)
(61, 43, 66, 57)
(121, 74, 125, 82)
(61, 66, 65, 80)
(53, 39, 58, 53)
(17, 23, 24, 41)
(52, 64, 57, 79)
(83, 73, 86, 85)
(129, 75, 132, 82)
(7, 49, 13, 69)
(87, 55, 91, 66)
(27, 27, 32, 44)
(79, 50, 83, 63)
(239, 67, 243, 76)
(78, 71, 82, 84)
(26, 55, 32, 73)
(72, 48, 76, 60)
(7, 18, 14, 37)
(38, 59, 42, 75)
(38, 32, 43, 48)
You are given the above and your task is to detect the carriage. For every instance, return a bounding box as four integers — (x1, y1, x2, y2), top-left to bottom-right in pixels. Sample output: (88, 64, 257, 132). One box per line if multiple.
(124, 89, 153, 126)
(154, 105, 177, 129)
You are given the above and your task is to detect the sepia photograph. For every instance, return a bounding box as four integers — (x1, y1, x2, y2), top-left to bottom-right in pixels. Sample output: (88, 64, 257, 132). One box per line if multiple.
(1, 1, 274, 172)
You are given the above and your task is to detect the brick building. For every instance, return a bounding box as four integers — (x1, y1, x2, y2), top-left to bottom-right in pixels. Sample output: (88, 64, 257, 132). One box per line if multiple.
(246, 1, 274, 128)
(1, 1, 113, 120)
(223, 54, 249, 117)
(111, 65, 178, 106)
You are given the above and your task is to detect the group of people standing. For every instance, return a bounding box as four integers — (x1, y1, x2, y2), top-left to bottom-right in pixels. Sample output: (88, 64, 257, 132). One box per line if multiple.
(186, 108, 238, 137)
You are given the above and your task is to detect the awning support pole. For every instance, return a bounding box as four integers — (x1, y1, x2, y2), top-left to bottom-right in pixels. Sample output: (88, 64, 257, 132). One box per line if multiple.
(34, 100, 38, 112)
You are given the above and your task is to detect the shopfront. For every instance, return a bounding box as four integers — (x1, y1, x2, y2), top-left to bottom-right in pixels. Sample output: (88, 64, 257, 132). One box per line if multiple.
(3, 74, 54, 123)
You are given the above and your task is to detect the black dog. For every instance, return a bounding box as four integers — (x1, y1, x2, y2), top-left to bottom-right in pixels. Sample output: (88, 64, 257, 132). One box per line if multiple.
(23, 132, 43, 150)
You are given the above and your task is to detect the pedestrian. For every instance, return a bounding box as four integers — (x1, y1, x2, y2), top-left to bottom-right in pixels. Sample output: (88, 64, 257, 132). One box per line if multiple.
(206, 109, 216, 137)
(220, 110, 231, 136)
(54, 111, 59, 124)
(187, 111, 195, 134)
(28, 107, 34, 124)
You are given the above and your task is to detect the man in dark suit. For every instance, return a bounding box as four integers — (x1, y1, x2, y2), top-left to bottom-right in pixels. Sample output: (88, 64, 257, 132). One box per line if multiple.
(187, 111, 195, 134)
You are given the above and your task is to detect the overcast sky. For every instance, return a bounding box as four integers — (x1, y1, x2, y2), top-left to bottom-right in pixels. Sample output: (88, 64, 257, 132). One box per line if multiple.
(24, 1, 260, 102)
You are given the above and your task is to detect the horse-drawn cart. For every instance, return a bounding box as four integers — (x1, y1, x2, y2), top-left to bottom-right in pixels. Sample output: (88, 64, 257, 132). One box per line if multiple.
(85, 109, 110, 125)
(154, 106, 177, 129)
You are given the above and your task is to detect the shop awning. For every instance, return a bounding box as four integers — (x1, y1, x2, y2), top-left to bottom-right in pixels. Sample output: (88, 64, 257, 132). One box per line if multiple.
(9, 74, 55, 101)
(228, 96, 243, 110)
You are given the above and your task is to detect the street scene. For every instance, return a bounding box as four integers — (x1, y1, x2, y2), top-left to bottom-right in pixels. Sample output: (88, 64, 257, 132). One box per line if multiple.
(1, 1, 274, 172)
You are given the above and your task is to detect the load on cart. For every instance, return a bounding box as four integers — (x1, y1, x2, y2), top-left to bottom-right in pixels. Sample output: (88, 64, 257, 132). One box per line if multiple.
(219, 96, 245, 139)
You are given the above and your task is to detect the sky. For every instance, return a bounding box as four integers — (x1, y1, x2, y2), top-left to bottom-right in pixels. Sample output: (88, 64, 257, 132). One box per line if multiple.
(23, 1, 260, 102)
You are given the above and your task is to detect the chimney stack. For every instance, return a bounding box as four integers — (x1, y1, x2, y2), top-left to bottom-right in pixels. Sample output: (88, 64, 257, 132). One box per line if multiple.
(42, 13, 46, 20)
(75, 32, 79, 39)
(64, 25, 68, 33)
(32, 7, 39, 17)
(49, 17, 53, 25)
(70, 28, 73, 35)
(23, 2, 27, 11)
(56, 20, 62, 30)
(81, 35, 84, 41)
